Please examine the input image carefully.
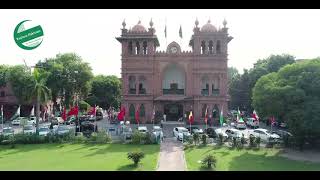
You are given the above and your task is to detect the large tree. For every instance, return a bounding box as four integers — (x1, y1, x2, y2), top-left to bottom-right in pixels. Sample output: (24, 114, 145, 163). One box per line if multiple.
(252, 59, 320, 150)
(86, 75, 121, 109)
(37, 53, 93, 109)
(229, 54, 295, 112)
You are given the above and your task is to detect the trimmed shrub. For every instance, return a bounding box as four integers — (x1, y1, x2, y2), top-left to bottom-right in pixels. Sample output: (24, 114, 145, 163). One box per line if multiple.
(144, 132, 153, 144)
(201, 134, 208, 145)
(193, 133, 200, 145)
(249, 135, 256, 148)
(217, 134, 224, 146)
(231, 137, 237, 148)
(95, 131, 112, 144)
(201, 154, 217, 170)
(127, 150, 145, 166)
(255, 137, 261, 148)
(131, 131, 144, 144)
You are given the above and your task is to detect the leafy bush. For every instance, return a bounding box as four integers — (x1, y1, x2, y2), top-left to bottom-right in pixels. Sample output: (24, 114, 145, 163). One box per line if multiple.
(255, 137, 261, 148)
(201, 134, 208, 145)
(231, 137, 237, 148)
(131, 131, 144, 144)
(201, 154, 217, 170)
(249, 135, 256, 148)
(127, 150, 145, 166)
(73, 134, 87, 144)
(93, 131, 112, 144)
(217, 134, 224, 146)
(144, 132, 153, 144)
(193, 133, 200, 145)
(14, 134, 46, 144)
(241, 134, 246, 145)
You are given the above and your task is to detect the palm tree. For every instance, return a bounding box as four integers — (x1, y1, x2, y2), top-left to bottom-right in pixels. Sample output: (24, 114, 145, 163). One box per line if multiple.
(30, 68, 51, 134)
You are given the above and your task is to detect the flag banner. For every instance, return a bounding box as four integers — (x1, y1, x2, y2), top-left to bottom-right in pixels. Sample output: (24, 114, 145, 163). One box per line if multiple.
(117, 106, 125, 121)
(219, 107, 224, 126)
(30, 105, 35, 116)
(62, 107, 67, 121)
(204, 107, 208, 124)
(188, 110, 194, 124)
(135, 107, 140, 124)
(252, 110, 259, 121)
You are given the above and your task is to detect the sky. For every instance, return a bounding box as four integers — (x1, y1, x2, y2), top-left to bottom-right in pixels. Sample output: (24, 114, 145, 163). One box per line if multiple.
(1, 9, 320, 77)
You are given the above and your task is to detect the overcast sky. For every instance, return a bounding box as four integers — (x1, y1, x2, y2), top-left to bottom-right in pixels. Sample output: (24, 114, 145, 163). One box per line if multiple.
(1, 9, 320, 77)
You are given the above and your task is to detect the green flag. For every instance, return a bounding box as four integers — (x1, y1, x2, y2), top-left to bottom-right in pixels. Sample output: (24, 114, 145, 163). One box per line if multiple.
(219, 107, 223, 126)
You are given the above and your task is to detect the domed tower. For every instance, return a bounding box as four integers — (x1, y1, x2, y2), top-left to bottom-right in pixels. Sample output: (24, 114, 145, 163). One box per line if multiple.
(116, 20, 160, 56)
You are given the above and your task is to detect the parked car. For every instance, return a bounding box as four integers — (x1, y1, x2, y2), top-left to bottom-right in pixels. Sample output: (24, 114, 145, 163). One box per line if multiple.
(23, 125, 35, 134)
(225, 128, 248, 139)
(28, 117, 37, 125)
(214, 128, 228, 141)
(96, 111, 103, 121)
(38, 126, 51, 136)
(173, 127, 191, 141)
(271, 129, 293, 138)
(80, 121, 97, 137)
(55, 125, 71, 135)
(137, 126, 148, 134)
(250, 128, 280, 142)
(186, 126, 204, 135)
(2, 127, 14, 136)
(88, 115, 96, 122)
(12, 117, 28, 126)
(204, 127, 217, 138)
(235, 121, 246, 130)
(246, 118, 259, 128)
(152, 126, 164, 141)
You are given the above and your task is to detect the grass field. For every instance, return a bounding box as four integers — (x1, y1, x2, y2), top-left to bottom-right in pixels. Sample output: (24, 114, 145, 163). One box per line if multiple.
(184, 146, 320, 171)
(0, 143, 160, 171)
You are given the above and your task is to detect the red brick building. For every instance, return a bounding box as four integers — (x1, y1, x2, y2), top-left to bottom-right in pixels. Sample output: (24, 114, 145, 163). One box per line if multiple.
(116, 19, 233, 124)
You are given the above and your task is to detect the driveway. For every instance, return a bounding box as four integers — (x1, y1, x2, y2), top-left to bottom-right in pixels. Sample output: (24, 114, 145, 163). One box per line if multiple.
(157, 137, 186, 171)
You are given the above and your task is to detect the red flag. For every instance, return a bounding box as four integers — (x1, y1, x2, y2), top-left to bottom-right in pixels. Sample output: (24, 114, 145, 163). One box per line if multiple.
(188, 111, 194, 124)
(204, 107, 208, 124)
(117, 106, 125, 121)
(62, 107, 67, 121)
(135, 107, 140, 124)
(67, 106, 79, 117)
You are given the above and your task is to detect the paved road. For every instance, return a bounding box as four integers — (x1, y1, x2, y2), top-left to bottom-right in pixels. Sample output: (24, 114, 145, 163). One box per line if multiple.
(157, 137, 186, 171)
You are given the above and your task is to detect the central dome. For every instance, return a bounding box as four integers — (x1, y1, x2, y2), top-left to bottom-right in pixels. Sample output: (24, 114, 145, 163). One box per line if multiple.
(131, 20, 147, 32)
(201, 20, 217, 32)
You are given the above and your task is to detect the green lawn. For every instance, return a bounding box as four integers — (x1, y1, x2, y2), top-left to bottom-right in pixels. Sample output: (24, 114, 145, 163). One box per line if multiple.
(184, 146, 320, 171)
(0, 143, 160, 171)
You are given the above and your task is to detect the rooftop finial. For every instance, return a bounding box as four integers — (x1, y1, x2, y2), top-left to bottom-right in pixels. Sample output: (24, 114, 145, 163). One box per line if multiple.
(195, 18, 199, 27)
(208, 18, 211, 24)
(223, 18, 227, 28)
(138, 20, 141, 24)
(149, 18, 153, 27)
(122, 19, 126, 29)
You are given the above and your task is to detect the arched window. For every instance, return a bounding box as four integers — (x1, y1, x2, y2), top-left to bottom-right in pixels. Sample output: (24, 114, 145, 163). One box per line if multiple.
(216, 40, 221, 54)
(209, 40, 213, 54)
(212, 76, 220, 95)
(129, 76, 136, 94)
(138, 76, 146, 94)
(201, 75, 209, 96)
(135, 42, 140, 55)
(202, 104, 207, 118)
(201, 41, 206, 54)
(128, 41, 133, 54)
(129, 104, 135, 120)
(143, 41, 148, 55)
(139, 104, 145, 117)
(162, 64, 186, 95)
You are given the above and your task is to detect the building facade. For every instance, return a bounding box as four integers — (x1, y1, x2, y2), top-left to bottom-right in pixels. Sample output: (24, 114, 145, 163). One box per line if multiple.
(116, 19, 233, 124)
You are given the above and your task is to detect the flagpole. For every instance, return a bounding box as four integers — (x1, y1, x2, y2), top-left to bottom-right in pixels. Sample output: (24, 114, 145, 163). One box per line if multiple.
(1, 105, 3, 130)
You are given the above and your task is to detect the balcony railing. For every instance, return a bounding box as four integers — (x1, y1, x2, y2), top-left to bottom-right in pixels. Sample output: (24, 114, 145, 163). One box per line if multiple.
(212, 89, 220, 96)
(163, 89, 184, 95)
(129, 89, 136, 94)
(139, 88, 146, 94)
(201, 89, 209, 96)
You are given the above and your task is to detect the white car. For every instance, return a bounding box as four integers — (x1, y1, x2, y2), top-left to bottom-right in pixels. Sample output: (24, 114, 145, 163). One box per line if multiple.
(137, 126, 148, 134)
(23, 125, 35, 134)
(215, 128, 229, 140)
(235, 121, 246, 130)
(56, 125, 71, 135)
(39, 127, 51, 136)
(12, 117, 28, 126)
(152, 126, 164, 141)
(225, 128, 248, 139)
(246, 118, 259, 128)
(173, 127, 191, 141)
(2, 127, 14, 136)
(250, 128, 280, 142)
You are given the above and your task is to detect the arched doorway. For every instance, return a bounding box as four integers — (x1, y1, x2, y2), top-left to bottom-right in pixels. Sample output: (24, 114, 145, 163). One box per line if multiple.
(164, 103, 183, 121)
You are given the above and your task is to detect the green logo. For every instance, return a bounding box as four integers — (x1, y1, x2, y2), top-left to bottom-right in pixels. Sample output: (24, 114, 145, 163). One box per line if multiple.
(14, 20, 44, 50)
